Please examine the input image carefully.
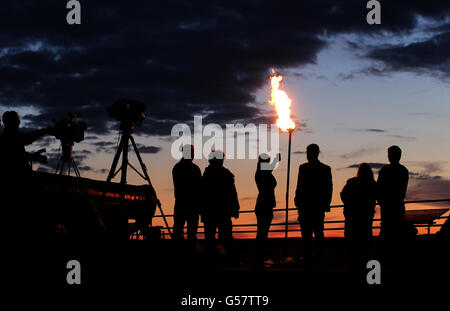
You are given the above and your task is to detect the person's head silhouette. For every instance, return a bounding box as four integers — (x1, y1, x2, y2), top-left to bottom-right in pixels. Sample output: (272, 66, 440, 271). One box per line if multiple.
(357, 162, 374, 182)
(2, 111, 20, 130)
(387, 145, 402, 164)
(208, 150, 224, 167)
(181, 144, 194, 161)
(306, 144, 320, 163)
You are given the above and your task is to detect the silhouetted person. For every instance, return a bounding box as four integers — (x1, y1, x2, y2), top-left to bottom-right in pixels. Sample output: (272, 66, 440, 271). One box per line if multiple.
(0, 111, 50, 282)
(254, 154, 277, 266)
(294, 144, 332, 271)
(201, 151, 240, 242)
(377, 145, 412, 238)
(438, 217, 449, 239)
(0, 111, 49, 218)
(0, 111, 49, 178)
(341, 163, 376, 239)
(172, 144, 202, 240)
(341, 163, 376, 277)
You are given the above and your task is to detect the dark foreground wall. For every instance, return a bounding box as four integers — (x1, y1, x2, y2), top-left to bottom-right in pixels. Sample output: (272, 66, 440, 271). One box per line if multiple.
(51, 236, 450, 303)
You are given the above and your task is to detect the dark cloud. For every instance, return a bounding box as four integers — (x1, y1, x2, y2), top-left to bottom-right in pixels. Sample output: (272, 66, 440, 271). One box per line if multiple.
(95, 168, 109, 174)
(340, 128, 388, 133)
(78, 165, 93, 171)
(92, 141, 117, 152)
(347, 162, 386, 170)
(136, 145, 162, 154)
(366, 27, 450, 80)
(364, 129, 386, 133)
(340, 146, 380, 159)
(387, 134, 417, 141)
(1, 0, 449, 138)
(407, 176, 450, 201)
(409, 172, 442, 180)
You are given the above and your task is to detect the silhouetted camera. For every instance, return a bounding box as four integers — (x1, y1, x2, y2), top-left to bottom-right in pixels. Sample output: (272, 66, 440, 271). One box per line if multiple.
(49, 112, 87, 144)
(106, 99, 146, 130)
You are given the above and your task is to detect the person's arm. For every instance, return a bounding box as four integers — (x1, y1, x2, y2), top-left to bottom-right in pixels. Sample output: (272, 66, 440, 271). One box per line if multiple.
(172, 165, 178, 199)
(199, 171, 208, 222)
(376, 167, 385, 206)
(294, 166, 302, 208)
(255, 171, 262, 192)
(230, 175, 240, 218)
(401, 167, 409, 200)
(194, 165, 203, 212)
(340, 180, 351, 217)
(325, 166, 333, 212)
(23, 128, 49, 145)
(340, 181, 348, 205)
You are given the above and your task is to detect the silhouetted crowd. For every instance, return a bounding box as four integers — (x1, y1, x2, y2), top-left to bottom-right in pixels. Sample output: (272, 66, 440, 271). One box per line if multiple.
(171, 141, 426, 270)
(1, 111, 448, 274)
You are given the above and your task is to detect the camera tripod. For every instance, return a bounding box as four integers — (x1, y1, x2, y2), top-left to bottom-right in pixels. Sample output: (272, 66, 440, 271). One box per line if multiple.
(106, 126, 172, 238)
(56, 142, 81, 177)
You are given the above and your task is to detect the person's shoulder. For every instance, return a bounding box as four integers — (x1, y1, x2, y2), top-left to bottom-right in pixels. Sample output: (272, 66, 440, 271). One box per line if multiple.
(347, 176, 358, 184)
(192, 162, 202, 175)
(203, 166, 211, 175)
(299, 162, 309, 170)
(315, 161, 331, 173)
(379, 164, 389, 173)
(320, 162, 331, 170)
(173, 160, 182, 171)
(223, 167, 235, 179)
(399, 163, 409, 173)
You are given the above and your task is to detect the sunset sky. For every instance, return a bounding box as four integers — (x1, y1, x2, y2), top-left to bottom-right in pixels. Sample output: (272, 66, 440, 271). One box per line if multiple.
(1, 1, 449, 237)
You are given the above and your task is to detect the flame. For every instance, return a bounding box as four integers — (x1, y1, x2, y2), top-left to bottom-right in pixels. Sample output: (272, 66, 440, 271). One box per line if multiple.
(269, 73, 296, 132)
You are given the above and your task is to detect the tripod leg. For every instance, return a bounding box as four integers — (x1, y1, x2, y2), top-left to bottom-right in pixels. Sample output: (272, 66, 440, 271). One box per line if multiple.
(68, 161, 71, 176)
(129, 136, 149, 181)
(71, 159, 81, 178)
(120, 136, 129, 184)
(60, 161, 65, 175)
(130, 136, 173, 238)
(56, 157, 62, 174)
(107, 135, 126, 182)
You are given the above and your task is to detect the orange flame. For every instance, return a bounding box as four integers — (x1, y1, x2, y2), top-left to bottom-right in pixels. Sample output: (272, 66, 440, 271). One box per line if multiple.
(269, 73, 296, 132)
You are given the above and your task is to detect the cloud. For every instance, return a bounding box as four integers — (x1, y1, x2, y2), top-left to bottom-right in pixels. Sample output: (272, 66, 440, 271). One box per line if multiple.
(1, 0, 449, 138)
(387, 134, 417, 141)
(340, 146, 381, 159)
(92, 141, 117, 152)
(136, 145, 162, 154)
(78, 165, 93, 171)
(409, 172, 442, 180)
(364, 129, 386, 133)
(347, 162, 386, 170)
(407, 176, 450, 202)
(366, 29, 450, 80)
(340, 128, 387, 133)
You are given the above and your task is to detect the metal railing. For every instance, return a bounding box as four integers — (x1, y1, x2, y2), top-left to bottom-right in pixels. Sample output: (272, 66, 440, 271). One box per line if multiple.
(146, 198, 450, 239)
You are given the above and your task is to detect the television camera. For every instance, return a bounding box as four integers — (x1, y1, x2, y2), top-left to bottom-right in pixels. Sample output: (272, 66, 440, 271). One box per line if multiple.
(106, 98, 146, 133)
(48, 112, 87, 177)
